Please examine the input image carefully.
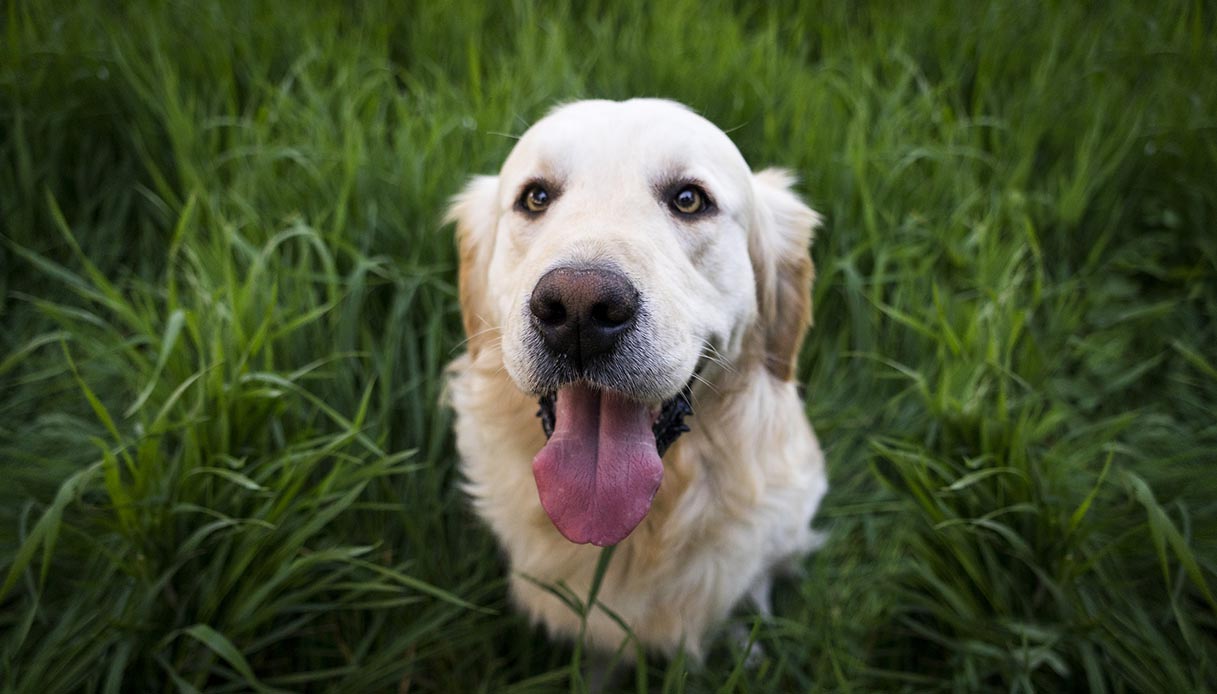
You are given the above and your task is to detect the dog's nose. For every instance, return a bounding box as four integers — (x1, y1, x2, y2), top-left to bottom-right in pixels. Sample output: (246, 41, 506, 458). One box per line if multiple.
(529, 266, 639, 368)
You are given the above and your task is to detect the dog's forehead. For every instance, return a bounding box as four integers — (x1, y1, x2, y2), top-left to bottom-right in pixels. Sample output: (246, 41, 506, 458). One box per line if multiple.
(501, 99, 751, 185)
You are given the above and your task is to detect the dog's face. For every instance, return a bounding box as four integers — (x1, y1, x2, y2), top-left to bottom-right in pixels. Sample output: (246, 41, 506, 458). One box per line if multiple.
(449, 99, 819, 547)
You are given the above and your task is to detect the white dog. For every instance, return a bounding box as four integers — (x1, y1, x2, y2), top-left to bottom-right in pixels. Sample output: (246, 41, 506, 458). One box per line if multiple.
(445, 99, 826, 659)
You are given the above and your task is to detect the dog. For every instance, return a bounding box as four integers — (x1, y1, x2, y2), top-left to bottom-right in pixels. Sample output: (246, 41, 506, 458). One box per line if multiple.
(445, 98, 827, 660)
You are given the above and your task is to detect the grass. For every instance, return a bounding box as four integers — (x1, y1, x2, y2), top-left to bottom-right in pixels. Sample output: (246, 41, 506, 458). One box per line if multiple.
(2, 0, 1215, 691)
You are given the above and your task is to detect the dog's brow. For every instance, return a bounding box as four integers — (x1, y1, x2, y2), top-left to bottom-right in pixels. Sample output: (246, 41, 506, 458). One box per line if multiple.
(651, 162, 688, 184)
(516, 170, 564, 193)
(522, 156, 567, 186)
(650, 165, 694, 195)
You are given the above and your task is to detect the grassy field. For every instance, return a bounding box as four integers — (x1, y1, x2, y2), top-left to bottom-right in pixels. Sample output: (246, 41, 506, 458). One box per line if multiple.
(2, 1, 1216, 691)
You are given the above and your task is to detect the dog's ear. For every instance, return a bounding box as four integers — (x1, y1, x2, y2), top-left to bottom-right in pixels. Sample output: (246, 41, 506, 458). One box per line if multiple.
(445, 175, 500, 358)
(749, 168, 822, 382)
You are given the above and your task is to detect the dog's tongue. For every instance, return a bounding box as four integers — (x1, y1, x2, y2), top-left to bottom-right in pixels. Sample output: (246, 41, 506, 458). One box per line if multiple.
(532, 384, 663, 546)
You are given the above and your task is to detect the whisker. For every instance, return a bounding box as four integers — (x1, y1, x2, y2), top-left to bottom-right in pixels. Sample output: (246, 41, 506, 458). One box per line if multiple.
(698, 343, 737, 374)
(690, 369, 718, 399)
(449, 322, 504, 354)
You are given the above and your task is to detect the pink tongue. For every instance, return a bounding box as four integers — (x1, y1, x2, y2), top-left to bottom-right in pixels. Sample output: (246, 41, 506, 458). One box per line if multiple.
(532, 384, 663, 546)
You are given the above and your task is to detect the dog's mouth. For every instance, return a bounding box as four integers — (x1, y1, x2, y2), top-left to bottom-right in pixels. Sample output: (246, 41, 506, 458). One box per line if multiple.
(532, 380, 694, 547)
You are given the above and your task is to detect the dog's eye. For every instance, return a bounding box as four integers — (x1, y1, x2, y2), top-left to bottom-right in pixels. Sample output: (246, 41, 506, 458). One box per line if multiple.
(671, 186, 707, 215)
(520, 184, 551, 213)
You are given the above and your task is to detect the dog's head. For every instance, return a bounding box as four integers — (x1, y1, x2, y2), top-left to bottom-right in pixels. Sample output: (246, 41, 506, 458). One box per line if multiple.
(448, 99, 820, 546)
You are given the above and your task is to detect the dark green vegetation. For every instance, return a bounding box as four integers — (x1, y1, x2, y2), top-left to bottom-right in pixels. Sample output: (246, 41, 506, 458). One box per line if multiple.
(3, 1, 1216, 691)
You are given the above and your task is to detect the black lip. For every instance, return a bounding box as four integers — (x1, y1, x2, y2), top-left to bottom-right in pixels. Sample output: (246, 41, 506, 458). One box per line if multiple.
(535, 380, 695, 458)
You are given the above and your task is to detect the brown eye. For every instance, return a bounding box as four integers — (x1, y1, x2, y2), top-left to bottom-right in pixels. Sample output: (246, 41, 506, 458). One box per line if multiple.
(671, 186, 705, 215)
(521, 184, 550, 213)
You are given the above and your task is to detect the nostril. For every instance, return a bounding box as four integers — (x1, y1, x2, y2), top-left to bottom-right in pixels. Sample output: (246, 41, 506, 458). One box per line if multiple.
(530, 286, 568, 327)
(590, 301, 633, 327)
(538, 299, 566, 326)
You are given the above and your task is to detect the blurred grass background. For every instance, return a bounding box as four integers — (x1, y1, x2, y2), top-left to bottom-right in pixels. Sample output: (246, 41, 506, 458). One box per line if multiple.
(2, 1, 1216, 691)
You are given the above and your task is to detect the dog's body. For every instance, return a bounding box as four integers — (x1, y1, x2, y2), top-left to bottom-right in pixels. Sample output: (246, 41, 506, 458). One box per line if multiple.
(446, 99, 826, 658)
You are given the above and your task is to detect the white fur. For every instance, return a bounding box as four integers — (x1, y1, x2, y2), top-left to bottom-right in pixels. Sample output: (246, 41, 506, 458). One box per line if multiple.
(445, 99, 826, 658)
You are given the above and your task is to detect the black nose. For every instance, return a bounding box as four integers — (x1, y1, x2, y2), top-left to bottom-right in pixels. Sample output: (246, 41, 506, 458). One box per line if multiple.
(529, 266, 639, 369)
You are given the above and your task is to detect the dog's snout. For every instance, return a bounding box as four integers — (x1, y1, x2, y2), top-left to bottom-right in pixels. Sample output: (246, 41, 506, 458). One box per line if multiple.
(529, 267, 639, 368)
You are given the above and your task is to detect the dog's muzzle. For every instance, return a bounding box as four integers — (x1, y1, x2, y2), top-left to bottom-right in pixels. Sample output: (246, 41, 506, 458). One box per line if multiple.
(527, 263, 695, 456)
(524, 264, 699, 546)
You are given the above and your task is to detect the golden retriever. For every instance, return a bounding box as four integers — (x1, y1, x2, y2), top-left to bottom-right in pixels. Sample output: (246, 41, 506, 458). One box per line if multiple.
(445, 99, 826, 659)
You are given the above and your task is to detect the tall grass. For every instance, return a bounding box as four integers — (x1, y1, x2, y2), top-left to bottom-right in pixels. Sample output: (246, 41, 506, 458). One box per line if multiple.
(2, 1, 1215, 691)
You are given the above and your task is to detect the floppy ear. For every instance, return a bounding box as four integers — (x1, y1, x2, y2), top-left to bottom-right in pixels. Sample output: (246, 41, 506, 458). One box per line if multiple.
(444, 175, 501, 358)
(749, 168, 822, 381)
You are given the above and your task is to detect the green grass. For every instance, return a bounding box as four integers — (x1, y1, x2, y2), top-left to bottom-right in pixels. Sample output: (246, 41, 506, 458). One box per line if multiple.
(2, 0, 1216, 691)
